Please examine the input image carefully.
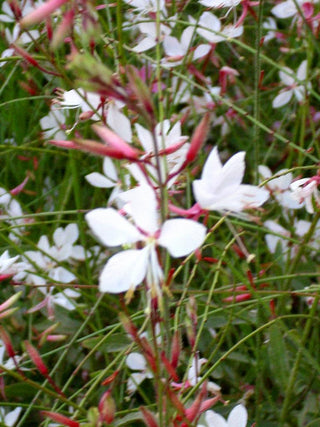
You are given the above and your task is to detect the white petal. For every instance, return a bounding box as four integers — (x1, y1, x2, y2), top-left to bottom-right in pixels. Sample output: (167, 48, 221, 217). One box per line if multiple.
(107, 103, 132, 142)
(119, 186, 159, 234)
(85, 172, 116, 188)
(197, 12, 221, 42)
(279, 68, 295, 86)
(227, 404, 248, 427)
(127, 372, 147, 394)
(193, 44, 211, 60)
(71, 245, 86, 260)
(86, 208, 142, 247)
(135, 123, 153, 152)
(220, 151, 246, 188)
(181, 26, 194, 49)
(99, 248, 149, 293)
(201, 147, 223, 182)
(297, 60, 307, 81)
(204, 410, 228, 427)
(272, 1, 297, 18)
(52, 292, 77, 310)
(237, 184, 269, 208)
(4, 407, 22, 426)
(102, 157, 118, 182)
(50, 267, 76, 284)
(126, 352, 147, 371)
(158, 219, 206, 257)
(272, 90, 293, 108)
(258, 165, 272, 180)
(133, 36, 156, 52)
(293, 86, 305, 102)
(163, 36, 184, 56)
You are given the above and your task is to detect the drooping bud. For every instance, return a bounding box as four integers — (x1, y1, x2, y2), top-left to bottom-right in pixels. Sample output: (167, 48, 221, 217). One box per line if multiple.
(0, 326, 15, 358)
(92, 125, 140, 161)
(41, 411, 79, 427)
(186, 113, 210, 164)
(98, 390, 116, 424)
(24, 341, 48, 376)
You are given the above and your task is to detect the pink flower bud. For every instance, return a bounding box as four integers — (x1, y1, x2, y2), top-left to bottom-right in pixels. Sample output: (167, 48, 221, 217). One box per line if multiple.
(10, 177, 29, 196)
(92, 125, 140, 161)
(186, 113, 210, 164)
(41, 411, 79, 427)
(0, 326, 16, 358)
(20, 0, 70, 27)
(140, 406, 159, 427)
(24, 341, 48, 376)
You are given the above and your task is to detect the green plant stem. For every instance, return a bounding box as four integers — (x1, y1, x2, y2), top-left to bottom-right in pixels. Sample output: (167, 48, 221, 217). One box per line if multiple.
(279, 295, 320, 424)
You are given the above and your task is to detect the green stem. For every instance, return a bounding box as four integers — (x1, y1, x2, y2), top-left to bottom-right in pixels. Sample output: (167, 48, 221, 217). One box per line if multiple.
(279, 296, 320, 424)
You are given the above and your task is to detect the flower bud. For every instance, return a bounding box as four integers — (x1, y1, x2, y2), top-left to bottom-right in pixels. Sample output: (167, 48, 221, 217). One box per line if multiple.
(98, 390, 116, 424)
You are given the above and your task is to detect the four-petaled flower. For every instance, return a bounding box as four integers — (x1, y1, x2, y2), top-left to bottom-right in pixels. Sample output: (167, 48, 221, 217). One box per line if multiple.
(85, 185, 206, 295)
(272, 60, 309, 109)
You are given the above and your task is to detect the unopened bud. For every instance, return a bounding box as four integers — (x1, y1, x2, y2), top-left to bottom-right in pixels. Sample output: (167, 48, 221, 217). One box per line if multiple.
(24, 341, 48, 376)
(186, 113, 210, 164)
(41, 411, 79, 427)
(140, 406, 159, 427)
(20, 0, 70, 27)
(98, 390, 116, 424)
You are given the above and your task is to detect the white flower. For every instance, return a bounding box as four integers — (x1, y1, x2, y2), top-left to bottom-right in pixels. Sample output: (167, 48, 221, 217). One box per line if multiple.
(126, 352, 153, 393)
(272, 60, 310, 108)
(85, 185, 206, 294)
(133, 20, 173, 52)
(58, 88, 101, 113)
(264, 220, 291, 255)
(198, 404, 248, 427)
(187, 356, 221, 394)
(264, 218, 320, 258)
(290, 177, 320, 213)
(262, 17, 278, 43)
(197, 12, 243, 44)
(127, 120, 189, 188)
(193, 147, 269, 212)
(17, 224, 84, 286)
(40, 106, 66, 140)
(271, 0, 304, 19)
(258, 165, 302, 209)
(199, 0, 241, 7)
(123, 0, 166, 14)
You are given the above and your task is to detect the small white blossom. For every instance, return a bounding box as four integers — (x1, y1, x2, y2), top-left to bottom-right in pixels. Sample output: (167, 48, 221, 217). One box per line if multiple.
(290, 177, 320, 213)
(258, 165, 302, 209)
(193, 147, 269, 212)
(197, 12, 243, 44)
(272, 60, 310, 108)
(198, 404, 248, 427)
